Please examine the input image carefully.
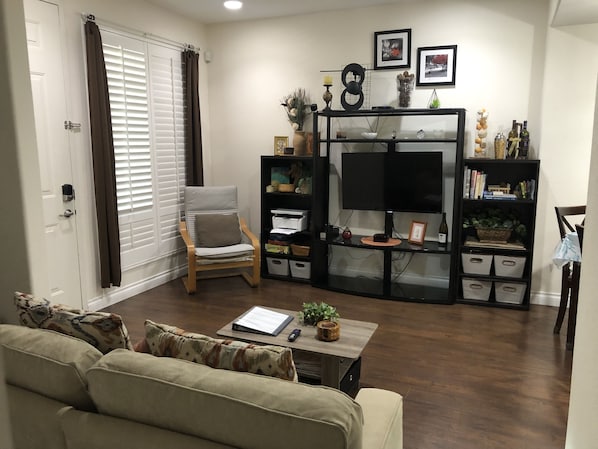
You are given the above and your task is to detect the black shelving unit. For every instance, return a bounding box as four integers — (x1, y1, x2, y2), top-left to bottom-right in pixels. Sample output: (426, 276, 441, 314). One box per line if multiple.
(310, 108, 466, 304)
(260, 155, 321, 283)
(457, 159, 540, 310)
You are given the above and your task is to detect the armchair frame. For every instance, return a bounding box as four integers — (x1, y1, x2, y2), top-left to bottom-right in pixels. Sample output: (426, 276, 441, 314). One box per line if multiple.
(179, 217, 260, 294)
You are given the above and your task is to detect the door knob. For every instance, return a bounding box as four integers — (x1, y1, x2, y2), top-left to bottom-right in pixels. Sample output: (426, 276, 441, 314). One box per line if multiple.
(59, 209, 75, 218)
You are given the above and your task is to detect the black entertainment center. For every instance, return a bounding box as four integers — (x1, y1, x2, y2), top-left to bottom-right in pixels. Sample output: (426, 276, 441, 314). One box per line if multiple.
(309, 108, 466, 304)
(261, 106, 539, 308)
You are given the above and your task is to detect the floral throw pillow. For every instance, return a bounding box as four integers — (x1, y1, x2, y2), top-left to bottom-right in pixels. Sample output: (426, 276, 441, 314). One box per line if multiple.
(144, 320, 297, 381)
(13, 291, 133, 354)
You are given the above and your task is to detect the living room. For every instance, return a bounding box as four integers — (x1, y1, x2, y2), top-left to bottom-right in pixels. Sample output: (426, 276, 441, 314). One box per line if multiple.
(1, 0, 597, 447)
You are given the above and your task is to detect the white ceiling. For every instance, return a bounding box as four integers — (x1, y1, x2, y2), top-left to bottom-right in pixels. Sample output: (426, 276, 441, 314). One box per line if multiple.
(552, 0, 598, 26)
(143, 0, 407, 24)
(143, 0, 598, 27)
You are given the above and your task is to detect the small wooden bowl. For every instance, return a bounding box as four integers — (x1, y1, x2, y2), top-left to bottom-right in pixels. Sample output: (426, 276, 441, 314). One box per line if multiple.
(317, 320, 340, 341)
(278, 183, 295, 193)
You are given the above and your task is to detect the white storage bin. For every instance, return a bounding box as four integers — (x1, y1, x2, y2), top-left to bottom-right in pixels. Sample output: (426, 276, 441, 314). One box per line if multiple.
(462, 278, 491, 301)
(461, 253, 493, 275)
(495, 282, 526, 304)
(289, 260, 311, 279)
(267, 257, 289, 276)
(271, 209, 308, 231)
(494, 255, 526, 278)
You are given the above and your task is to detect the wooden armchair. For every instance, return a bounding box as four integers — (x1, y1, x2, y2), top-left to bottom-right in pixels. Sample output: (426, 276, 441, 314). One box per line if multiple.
(179, 186, 260, 294)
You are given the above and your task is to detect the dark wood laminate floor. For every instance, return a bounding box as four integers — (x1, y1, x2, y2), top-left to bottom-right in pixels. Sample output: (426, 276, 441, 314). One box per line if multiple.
(103, 276, 572, 449)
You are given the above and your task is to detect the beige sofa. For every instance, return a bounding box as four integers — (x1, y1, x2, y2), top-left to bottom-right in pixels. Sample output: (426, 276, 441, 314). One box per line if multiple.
(1, 324, 403, 449)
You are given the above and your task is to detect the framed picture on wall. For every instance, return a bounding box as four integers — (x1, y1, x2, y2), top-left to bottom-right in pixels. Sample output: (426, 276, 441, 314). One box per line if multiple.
(408, 221, 427, 245)
(416, 45, 457, 86)
(374, 29, 411, 70)
(274, 136, 288, 155)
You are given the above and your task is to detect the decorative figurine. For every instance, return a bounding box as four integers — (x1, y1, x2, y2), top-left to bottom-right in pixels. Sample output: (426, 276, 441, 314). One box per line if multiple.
(342, 227, 352, 240)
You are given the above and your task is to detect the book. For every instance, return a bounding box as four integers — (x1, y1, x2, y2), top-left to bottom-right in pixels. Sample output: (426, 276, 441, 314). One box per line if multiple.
(464, 167, 471, 198)
(232, 306, 293, 336)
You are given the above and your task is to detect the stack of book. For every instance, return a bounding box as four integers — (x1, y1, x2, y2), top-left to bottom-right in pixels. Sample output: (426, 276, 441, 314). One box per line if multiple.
(463, 168, 487, 199)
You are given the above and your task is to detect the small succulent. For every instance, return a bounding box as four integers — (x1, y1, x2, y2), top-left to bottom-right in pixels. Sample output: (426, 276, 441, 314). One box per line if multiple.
(298, 301, 340, 326)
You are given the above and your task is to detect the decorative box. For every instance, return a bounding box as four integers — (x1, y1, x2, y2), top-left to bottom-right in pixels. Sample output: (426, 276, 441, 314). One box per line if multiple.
(462, 278, 491, 301)
(461, 253, 493, 275)
(494, 255, 526, 278)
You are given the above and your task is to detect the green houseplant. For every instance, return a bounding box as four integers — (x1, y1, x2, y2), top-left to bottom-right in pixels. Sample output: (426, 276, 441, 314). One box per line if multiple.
(298, 301, 340, 326)
(463, 208, 527, 241)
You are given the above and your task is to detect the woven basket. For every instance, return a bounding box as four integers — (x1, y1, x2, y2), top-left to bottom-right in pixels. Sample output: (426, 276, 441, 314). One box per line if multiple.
(476, 227, 512, 243)
(290, 244, 310, 257)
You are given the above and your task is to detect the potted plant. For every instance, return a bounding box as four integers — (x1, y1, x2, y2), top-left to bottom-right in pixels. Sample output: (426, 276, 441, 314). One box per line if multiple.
(298, 301, 340, 341)
(463, 208, 527, 243)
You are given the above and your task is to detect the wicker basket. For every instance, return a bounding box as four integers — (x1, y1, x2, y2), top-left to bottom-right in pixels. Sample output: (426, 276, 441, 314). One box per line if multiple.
(476, 227, 512, 243)
(278, 183, 295, 193)
(290, 244, 310, 257)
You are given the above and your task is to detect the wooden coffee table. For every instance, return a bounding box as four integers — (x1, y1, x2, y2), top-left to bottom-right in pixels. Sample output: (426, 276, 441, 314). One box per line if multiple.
(217, 307, 378, 390)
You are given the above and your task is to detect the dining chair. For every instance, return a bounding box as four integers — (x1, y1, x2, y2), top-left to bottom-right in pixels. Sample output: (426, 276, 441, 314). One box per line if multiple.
(575, 223, 585, 252)
(553, 206, 585, 337)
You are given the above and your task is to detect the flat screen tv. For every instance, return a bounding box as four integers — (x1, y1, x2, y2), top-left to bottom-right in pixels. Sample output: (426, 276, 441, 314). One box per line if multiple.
(341, 151, 443, 213)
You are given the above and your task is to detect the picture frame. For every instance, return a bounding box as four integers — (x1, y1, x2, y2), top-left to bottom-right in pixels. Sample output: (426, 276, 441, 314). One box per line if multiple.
(274, 136, 288, 155)
(374, 29, 411, 70)
(416, 45, 457, 86)
(408, 221, 427, 245)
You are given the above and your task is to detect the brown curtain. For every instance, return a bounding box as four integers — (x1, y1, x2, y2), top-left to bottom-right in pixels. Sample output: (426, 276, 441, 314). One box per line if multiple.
(183, 49, 204, 186)
(84, 19, 121, 288)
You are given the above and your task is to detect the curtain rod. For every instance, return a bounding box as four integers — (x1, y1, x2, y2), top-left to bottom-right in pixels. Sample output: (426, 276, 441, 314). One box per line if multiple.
(82, 13, 198, 52)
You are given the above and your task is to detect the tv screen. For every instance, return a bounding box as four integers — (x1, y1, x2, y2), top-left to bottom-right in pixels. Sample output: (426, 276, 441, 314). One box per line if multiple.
(342, 151, 443, 213)
(386, 152, 443, 213)
(341, 153, 386, 211)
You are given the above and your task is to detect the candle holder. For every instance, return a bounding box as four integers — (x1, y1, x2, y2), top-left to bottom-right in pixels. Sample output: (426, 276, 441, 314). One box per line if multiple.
(322, 84, 333, 110)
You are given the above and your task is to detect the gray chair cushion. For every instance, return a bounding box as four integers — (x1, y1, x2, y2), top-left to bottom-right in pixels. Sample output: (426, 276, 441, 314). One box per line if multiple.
(195, 213, 242, 247)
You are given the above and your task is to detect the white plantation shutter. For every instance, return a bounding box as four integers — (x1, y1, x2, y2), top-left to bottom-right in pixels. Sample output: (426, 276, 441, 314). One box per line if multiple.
(149, 46, 187, 255)
(100, 30, 186, 268)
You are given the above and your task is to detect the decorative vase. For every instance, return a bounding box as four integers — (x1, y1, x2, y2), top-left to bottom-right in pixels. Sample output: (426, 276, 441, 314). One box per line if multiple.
(396, 71, 414, 108)
(317, 320, 340, 341)
(293, 131, 307, 156)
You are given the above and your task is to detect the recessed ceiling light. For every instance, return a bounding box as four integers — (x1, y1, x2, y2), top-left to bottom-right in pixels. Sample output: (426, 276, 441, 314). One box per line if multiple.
(224, 1, 242, 10)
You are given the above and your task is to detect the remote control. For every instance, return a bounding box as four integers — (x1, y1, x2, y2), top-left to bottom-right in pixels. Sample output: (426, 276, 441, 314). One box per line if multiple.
(287, 328, 301, 342)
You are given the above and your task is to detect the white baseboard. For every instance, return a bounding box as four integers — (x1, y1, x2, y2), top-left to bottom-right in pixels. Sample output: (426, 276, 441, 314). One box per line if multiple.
(86, 263, 559, 311)
(87, 265, 186, 311)
(530, 290, 560, 307)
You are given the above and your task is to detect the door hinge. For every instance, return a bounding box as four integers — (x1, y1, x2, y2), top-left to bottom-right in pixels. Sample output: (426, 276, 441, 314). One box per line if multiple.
(64, 120, 81, 131)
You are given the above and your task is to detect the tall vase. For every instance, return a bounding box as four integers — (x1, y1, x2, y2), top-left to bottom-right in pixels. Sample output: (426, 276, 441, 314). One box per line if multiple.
(293, 131, 307, 156)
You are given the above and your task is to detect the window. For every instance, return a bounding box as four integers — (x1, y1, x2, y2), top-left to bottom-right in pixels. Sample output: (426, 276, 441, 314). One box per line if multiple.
(101, 30, 186, 268)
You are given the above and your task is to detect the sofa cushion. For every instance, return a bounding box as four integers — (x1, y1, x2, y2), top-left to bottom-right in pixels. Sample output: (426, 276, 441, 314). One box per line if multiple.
(194, 212, 242, 247)
(14, 291, 133, 354)
(144, 320, 297, 381)
(87, 349, 364, 449)
(0, 324, 100, 411)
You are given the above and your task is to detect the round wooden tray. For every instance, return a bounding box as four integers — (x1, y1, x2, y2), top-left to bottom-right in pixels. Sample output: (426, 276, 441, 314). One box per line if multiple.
(360, 236, 402, 247)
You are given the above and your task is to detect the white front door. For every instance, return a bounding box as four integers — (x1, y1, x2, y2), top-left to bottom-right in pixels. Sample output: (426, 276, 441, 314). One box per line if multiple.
(24, 0, 82, 308)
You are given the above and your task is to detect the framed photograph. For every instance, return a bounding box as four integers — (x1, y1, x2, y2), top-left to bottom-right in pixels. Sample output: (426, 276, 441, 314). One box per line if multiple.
(408, 221, 427, 245)
(274, 136, 288, 155)
(374, 29, 411, 70)
(416, 45, 457, 86)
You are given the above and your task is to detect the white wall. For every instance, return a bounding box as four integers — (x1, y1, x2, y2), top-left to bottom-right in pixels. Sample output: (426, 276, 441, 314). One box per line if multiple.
(0, 0, 45, 324)
(205, 0, 595, 305)
(566, 75, 598, 447)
